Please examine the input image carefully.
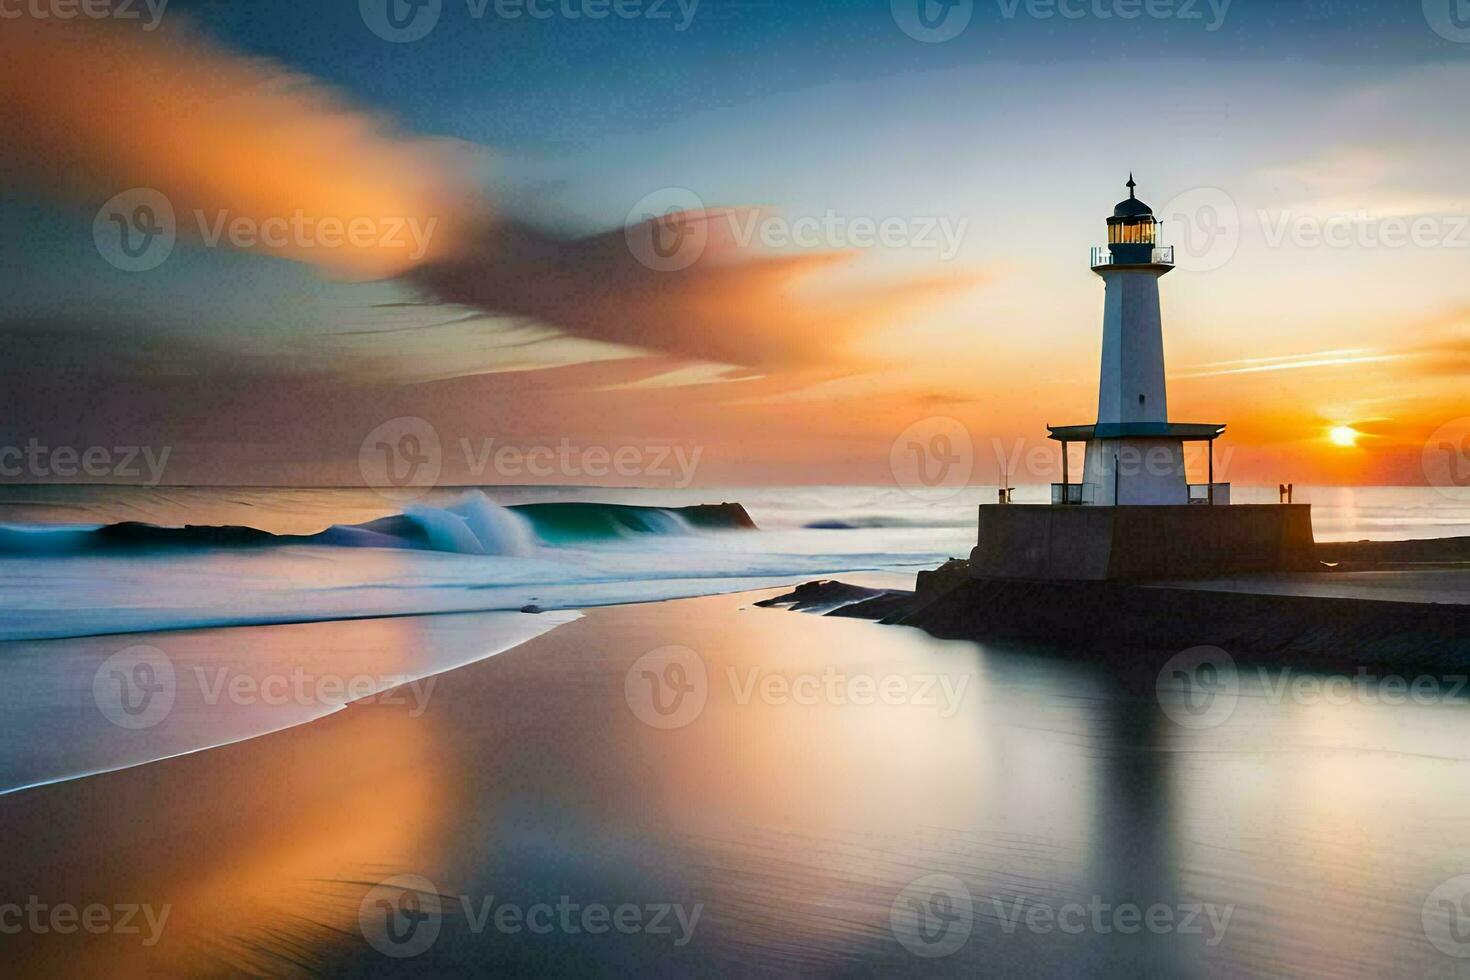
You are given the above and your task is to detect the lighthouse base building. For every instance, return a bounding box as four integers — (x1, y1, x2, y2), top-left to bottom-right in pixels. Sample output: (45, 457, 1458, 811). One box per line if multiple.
(970, 179, 1316, 581)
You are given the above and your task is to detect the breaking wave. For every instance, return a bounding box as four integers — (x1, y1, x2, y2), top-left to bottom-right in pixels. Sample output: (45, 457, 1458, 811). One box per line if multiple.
(0, 492, 758, 557)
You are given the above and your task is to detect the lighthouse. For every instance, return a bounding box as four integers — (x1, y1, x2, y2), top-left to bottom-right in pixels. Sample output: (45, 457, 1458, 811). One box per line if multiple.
(968, 177, 1316, 581)
(1047, 177, 1227, 506)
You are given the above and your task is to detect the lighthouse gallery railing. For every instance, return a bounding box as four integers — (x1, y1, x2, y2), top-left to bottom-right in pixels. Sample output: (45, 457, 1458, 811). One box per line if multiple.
(1090, 246, 1175, 267)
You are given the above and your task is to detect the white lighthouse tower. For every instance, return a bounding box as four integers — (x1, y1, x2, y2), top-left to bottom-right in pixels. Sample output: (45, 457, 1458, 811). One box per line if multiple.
(1048, 177, 1227, 506)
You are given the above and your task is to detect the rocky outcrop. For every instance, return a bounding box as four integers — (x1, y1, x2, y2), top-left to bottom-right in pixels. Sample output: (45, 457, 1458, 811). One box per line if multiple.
(754, 580, 910, 616)
(679, 502, 759, 530)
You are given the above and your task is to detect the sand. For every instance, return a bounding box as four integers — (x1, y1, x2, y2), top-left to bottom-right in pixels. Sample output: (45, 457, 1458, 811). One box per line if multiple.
(3, 589, 1469, 976)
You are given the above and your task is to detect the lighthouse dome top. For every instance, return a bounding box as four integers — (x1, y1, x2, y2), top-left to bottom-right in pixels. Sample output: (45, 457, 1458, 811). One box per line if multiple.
(1112, 175, 1152, 218)
(1095, 175, 1172, 268)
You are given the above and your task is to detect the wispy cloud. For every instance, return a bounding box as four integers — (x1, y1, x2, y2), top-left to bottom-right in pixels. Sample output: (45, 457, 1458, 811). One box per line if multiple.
(1174, 349, 1408, 379)
(409, 215, 975, 371)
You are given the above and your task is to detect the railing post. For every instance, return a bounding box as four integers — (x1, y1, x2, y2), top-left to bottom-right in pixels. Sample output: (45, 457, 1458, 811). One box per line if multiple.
(1208, 439, 1215, 505)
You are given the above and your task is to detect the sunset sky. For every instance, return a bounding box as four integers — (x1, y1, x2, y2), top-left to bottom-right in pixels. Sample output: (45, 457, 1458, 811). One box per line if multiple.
(2, 0, 1467, 487)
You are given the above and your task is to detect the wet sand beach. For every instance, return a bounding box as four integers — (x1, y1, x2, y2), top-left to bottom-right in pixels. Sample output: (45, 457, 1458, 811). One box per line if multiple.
(4, 589, 1470, 976)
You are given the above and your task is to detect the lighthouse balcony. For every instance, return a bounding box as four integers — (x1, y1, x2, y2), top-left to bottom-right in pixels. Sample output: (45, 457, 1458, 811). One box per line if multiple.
(1091, 245, 1174, 268)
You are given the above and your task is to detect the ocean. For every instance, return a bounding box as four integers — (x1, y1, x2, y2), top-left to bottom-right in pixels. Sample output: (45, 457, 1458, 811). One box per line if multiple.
(0, 483, 1465, 796)
(0, 483, 1466, 643)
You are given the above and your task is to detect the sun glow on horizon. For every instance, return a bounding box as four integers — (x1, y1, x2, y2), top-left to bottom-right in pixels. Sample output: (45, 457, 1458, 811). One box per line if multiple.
(1329, 425, 1362, 448)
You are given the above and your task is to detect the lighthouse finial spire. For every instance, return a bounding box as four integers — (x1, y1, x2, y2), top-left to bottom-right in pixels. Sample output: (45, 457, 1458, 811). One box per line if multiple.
(1127, 173, 1136, 198)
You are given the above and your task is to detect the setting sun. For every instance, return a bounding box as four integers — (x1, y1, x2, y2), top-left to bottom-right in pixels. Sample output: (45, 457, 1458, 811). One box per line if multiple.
(1329, 425, 1361, 447)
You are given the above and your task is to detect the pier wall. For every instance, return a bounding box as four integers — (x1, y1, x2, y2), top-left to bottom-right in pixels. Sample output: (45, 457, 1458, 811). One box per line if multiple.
(971, 504, 1316, 580)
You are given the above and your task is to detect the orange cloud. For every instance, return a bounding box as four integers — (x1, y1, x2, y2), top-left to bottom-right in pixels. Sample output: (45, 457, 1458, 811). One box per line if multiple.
(0, 17, 472, 278)
(0, 18, 972, 372)
(409, 213, 975, 370)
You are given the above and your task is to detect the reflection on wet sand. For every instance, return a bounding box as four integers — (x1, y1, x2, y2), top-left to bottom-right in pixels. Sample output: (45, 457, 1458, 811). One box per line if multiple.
(3, 592, 1469, 975)
(1, 640, 454, 975)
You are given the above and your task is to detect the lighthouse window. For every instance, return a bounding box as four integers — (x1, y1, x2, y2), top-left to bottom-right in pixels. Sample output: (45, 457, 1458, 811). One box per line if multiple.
(1108, 220, 1158, 245)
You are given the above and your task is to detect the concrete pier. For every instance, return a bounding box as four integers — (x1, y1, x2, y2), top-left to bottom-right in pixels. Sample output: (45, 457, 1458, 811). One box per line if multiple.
(969, 503, 1318, 580)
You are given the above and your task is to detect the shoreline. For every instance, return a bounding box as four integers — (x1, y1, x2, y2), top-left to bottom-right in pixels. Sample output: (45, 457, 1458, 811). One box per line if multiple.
(1, 587, 978, 975)
(11, 533, 1467, 797)
(0, 608, 582, 796)
(5, 585, 1465, 976)
(15, 533, 1465, 796)
(0, 570, 920, 797)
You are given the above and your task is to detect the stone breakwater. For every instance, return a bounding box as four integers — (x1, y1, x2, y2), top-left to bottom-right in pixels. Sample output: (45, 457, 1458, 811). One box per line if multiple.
(758, 551, 1470, 671)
